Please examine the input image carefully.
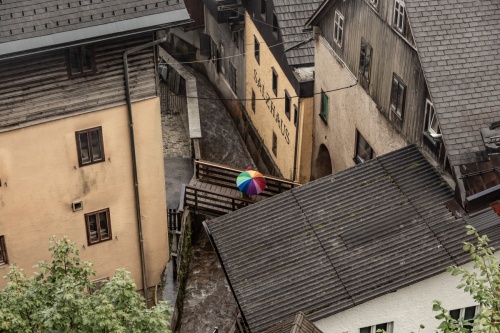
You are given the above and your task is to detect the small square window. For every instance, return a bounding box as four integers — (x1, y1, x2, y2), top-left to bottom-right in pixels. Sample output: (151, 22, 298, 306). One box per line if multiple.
(0, 235, 8, 266)
(294, 105, 299, 127)
(390, 74, 406, 120)
(89, 277, 110, 295)
(320, 90, 329, 123)
(251, 90, 256, 113)
(449, 306, 478, 332)
(393, 0, 405, 33)
(334, 11, 344, 47)
(360, 322, 393, 333)
(254, 36, 260, 64)
(355, 130, 374, 164)
(76, 127, 105, 167)
(85, 208, 112, 245)
(285, 90, 291, 120)
(67, 46, 95, 77)
(272, 132, 277, 156)
(272, 68, 278, 95)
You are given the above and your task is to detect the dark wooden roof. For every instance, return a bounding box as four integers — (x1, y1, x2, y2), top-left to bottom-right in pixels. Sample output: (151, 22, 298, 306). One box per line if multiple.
(264, 312, 324, 333)
(0, 0, 189, 57)
(273, 0, 322, 67)
(205, 145, 500, 332)
(405, 0, 500, 166)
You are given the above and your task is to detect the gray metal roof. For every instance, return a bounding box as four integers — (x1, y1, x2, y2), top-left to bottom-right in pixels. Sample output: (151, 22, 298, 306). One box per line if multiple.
(274, 0, 322, 67)
(405, 0, 500, 166)
(0, 0, 189, 57)
(206, 145, 500, 332)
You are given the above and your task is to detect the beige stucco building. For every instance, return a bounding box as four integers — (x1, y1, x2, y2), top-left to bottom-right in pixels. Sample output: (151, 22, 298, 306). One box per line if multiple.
(244, 10, 315, 183)
(0, 2, 191, 298)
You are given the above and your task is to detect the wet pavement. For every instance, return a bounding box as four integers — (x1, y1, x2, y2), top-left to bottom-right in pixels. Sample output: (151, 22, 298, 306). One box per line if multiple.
(160, 64, 254, 333)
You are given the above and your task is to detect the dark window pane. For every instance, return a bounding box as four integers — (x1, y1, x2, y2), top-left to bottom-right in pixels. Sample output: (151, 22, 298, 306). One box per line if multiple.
(79, 133, 91, 163)
(390, 77, 399, 110)
(294, 105, 298, 127)
(251, 90, 256, 112)
(91, 130, 102, 161)
(99, 212, 109, 239)
(82, 46, 93, 72)
(375, 323, 388, 332)
(464, 306, 476, 321)
(321, 91, 328, 121)
(88, 215, 98, 242)
(449, 309, 460, 320)
(360, 327, 371, 333)
(356, 131, 373, 163)
(285, 92, 291, 119)
(0, 239, 4, 264)
(70, 48, 81, 74)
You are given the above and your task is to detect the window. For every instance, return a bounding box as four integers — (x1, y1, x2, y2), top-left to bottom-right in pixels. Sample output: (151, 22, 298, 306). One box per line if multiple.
(229, 62, 237, 94)
(390, 74, 406, 120)
(251, 90, 256, 113)
(68, 46, 95, 76)
(232, 31, 240, 49)
(450, 306, 478, 331)
(355, 130, 374, 164)
(254, 36, 260, 64)
(425, 99, 441, 138)
(89, 277, 109, 295)
(272, 13, 279, 37)
(272, 132, 277, 156)
(285, 90, 291, 120)
(393, 0, 405, 33)
(272, 68, 278, 95)
(261, 0, 266, 17)
(0, 236, 8, 266)
(360, 323, 393, 333)
(359, 38, 372, 90)
(85, 209, 112, 245)
(334, 11, 344, 47)
(76, 127, 104, 167)
(294, 105, 299, 127)
(320, 90, 329, 122)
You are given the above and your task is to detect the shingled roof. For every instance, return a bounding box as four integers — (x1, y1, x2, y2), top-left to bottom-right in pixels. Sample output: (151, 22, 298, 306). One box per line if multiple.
(264, 312, 324, 333)
(205, 145, 500, 332)
(405, 0, 500, 166)
(0, 0, 189, 58)
(273, 0, 322, 66)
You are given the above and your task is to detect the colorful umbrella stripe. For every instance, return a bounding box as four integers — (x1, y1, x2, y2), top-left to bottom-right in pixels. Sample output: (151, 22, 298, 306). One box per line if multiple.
(236, 170, 267, 195)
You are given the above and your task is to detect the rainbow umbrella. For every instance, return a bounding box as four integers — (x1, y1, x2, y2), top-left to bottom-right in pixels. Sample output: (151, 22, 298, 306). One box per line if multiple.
(236, 170, 267, 195)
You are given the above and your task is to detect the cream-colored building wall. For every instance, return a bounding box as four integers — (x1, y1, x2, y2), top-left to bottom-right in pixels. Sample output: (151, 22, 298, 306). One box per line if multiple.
(0, 97, 168, 290)
(314, 253, 500, 333)
(297, 97, 313, 183)
(312, 36, 406, 175)
(245, 13, 299, 180)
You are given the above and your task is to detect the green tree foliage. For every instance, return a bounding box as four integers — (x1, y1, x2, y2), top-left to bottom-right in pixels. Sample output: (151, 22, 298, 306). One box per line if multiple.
(432, 226, 499, 333)
(0, 237, 172, 333)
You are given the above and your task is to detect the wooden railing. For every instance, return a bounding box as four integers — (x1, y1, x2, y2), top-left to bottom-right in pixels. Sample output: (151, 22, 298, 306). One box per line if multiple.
(184, 185, 255, 216)
(194, 160, 300, 197)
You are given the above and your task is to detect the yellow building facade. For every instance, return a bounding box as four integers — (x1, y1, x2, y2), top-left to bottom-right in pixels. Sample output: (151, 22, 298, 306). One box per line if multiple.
(245, 13, 313, 183)
(0, 98, 168, 291)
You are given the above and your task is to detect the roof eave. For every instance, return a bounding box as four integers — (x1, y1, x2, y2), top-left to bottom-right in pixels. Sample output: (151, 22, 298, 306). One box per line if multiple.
(304, 0, 335, 28)
(0, 9, 191, 60)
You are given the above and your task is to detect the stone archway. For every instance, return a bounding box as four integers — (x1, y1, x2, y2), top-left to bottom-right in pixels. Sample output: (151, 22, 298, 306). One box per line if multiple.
(315, 144, 333, 179)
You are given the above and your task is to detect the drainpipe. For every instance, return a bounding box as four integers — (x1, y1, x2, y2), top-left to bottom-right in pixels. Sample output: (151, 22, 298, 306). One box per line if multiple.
(123, 36, 167, 304)
(292, 99, 301, 182)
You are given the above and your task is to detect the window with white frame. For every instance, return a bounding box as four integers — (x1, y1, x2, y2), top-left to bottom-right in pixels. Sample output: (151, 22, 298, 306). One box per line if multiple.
(360, 322, 393, 333)
(334, 11, 344, 47)
(393, 0, 405, 32)
(449, 306, 478, 331)
(425, 99, 441, 138)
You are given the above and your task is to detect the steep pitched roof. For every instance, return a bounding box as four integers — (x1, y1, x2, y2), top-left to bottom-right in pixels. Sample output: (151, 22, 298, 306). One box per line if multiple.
(0, 0, 189, 58)
(405, 0, 500, 166)
(273, 0, 322, 66)
(205, 145, 500, 332)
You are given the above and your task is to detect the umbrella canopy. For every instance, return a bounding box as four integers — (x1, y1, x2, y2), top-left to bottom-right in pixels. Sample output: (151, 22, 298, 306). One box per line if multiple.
(236, 170, 267, 195)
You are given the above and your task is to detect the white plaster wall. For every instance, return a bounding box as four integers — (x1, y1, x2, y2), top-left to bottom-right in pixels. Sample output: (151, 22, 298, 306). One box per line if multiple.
(312, 36, 407, 176)
(314, 253, 500, 333)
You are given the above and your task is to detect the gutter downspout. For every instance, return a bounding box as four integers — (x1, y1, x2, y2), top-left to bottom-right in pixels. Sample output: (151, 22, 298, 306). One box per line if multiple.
(123, 36, 167, 304)
(292, 100, 301, 182)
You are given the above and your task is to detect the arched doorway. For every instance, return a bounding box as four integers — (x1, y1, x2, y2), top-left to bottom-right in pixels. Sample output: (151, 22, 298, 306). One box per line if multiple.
(315, 144, 332, 179)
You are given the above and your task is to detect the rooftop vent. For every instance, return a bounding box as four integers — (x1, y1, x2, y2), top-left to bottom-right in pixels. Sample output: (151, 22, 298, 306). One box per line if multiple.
(480, 121, 500, 156)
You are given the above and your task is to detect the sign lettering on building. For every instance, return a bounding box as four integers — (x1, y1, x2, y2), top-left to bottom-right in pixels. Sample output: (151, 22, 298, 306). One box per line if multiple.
(253, 69, 290, 144)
